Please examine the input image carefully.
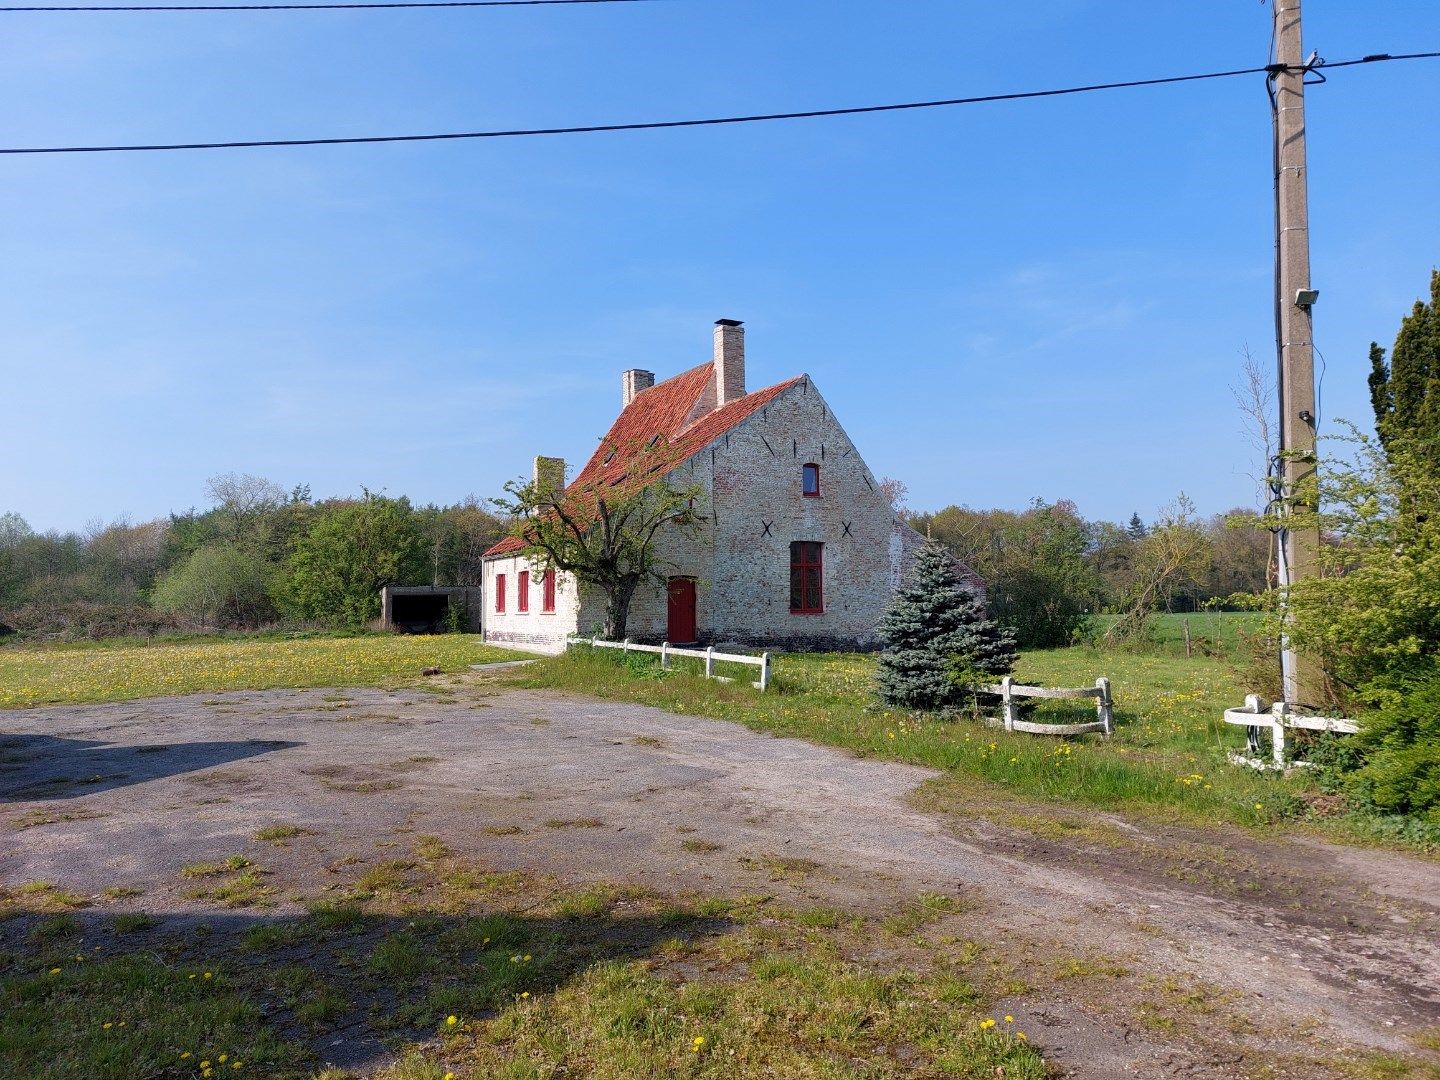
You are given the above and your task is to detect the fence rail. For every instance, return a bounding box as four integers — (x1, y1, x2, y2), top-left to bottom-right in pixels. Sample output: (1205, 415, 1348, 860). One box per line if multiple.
(567, 636, 771, 691)
(981, 675, 1113, 736)
(1222, 694, 1358, 769)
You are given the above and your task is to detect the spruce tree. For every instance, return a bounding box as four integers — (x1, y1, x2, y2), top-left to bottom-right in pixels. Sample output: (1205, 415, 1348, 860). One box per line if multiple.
(876, 540, 1018, 712)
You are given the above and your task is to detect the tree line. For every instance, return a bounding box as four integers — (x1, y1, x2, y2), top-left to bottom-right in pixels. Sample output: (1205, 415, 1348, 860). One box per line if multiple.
(0, 470, 1267, 643)
(0, 475, 503, 639)
(907, 496, 1270, 649)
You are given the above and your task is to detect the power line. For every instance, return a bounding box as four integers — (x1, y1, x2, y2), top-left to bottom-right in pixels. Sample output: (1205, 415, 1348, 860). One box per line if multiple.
(1, 0, 655, 10)
(2, 52, 1436, 156)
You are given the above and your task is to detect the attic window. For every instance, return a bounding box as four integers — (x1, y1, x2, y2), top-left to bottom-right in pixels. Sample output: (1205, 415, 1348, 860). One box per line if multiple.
(603, 449, 618, 466)
(646, 434, 660, 448)
(608, 473, 628, 487)
(802, 463, 821, 497)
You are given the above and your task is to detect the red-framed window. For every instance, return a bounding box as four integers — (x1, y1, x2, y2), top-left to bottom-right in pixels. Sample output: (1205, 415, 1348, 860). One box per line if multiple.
(495, 573, 506, 613)
(802, 463, 821, 497)
(541, 570, 556, 613)
(790, 541, 823, 614)
(517, 570, 530, 613)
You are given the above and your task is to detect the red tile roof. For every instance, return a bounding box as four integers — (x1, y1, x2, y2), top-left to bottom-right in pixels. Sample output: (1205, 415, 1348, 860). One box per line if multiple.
(483, 364, 805, 558)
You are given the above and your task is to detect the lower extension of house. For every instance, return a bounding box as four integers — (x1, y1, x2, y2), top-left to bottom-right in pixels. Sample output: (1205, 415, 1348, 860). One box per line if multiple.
(482, 319, 924, 654)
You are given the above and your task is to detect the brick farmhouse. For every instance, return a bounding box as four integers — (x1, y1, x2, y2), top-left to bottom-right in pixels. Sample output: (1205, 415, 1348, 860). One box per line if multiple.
(481, 320, 924, 653)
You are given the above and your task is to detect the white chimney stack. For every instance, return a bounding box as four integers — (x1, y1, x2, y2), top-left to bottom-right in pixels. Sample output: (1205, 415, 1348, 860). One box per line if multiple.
(713, 319, 745, 407)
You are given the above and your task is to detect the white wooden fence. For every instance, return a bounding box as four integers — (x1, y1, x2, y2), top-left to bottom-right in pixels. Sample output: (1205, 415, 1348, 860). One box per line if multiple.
(982, 676, 1114, 737)
(567, 636, 772, 691)
(1222, 694, 1357, 769)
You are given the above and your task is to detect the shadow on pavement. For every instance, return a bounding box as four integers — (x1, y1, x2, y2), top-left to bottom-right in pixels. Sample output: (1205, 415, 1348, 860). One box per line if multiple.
(0, 734, 301, 802)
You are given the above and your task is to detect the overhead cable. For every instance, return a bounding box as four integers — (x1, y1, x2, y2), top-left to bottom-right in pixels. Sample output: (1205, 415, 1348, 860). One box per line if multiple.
(2, 52, 1436, 155)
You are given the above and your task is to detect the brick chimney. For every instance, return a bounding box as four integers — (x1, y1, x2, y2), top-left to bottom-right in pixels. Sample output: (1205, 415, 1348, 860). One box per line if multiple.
(714, 319, 745, 407)
(621, 369, 655, 409)
(533, 456, 565, 505)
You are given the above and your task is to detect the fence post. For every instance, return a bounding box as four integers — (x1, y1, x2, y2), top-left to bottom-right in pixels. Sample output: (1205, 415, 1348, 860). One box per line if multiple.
(705, 646, 715, 679)
(1271, 702, 1288, 768)
(1096, 677, 1113, 736)
(1000, 676, 1015, 731)
(660, 642, 669, 670)
(759, 652, 771, 691)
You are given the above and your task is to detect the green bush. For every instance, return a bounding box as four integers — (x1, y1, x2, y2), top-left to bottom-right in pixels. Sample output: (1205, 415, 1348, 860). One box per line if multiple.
(151, 543, 276, 628)
(1345, 664, 1440, 823)
(277, 493, 426, 627)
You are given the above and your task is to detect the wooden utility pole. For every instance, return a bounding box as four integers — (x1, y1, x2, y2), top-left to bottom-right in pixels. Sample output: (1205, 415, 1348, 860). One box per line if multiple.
(1272, 0, 1323, 706)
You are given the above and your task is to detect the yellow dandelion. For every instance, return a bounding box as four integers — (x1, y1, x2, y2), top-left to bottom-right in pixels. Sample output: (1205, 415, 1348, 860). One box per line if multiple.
(201, 1062, 211, 1069)
(48, 967, 61, 975)
(103, 1022, 113, 1029)
(1017, 1032, 1027, 1041)
(181, 1052, 192, 1060)
(523, 954, 531, 962)
(203, 972, 213, 979)
(232, 1064, 243, 1071)
(520, 991, 530, 999)
(446, 1015, 458, 1026)
(979, 1018, 996, 1029)
(1254, 803, 1264, 811)
(218, 1054, 228, 1063)
(1005, 1015, 1014, 1023)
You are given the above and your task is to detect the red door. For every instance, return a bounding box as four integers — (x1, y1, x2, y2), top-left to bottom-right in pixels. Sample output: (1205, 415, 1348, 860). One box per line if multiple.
(667, 577, 697, 643)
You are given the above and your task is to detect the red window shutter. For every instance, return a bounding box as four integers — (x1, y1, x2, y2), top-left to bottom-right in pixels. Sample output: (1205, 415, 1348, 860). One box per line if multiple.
(542, 571, 556, 613)
(789, 542, 823, 613)
(495, 574, 506, 613)
(518, 571, 529, 613)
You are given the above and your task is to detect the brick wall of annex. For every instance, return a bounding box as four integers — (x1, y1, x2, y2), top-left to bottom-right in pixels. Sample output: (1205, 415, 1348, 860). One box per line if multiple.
(622, 377, 913, 650)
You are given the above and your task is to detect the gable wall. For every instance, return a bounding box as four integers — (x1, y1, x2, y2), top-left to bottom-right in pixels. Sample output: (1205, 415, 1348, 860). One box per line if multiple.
(621, 377, 903, 649)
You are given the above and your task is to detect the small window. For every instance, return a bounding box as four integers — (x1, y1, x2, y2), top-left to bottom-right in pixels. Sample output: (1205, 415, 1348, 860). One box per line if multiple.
(790, 541, 823, 614)
(495, 573, 506, 613)
(541, 571, 556, 613)
(517, 571, 530, 613)
(802, 463, 821, 497)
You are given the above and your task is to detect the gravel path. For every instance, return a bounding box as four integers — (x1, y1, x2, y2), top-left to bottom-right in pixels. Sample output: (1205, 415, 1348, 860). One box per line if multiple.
(3, 684, 1438, 1077)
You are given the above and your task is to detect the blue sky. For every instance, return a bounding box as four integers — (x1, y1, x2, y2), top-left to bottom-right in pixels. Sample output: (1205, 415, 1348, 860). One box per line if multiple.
(2, 0, 1437, 533)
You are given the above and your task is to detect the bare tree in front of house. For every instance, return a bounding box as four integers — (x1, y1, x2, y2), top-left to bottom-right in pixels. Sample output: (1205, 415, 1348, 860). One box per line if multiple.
(494, 440, 702, 641)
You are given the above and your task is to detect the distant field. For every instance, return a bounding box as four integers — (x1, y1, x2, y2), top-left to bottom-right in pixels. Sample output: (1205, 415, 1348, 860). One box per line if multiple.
(0, 634, 521, 709)
(1092, 611, 1264, 662)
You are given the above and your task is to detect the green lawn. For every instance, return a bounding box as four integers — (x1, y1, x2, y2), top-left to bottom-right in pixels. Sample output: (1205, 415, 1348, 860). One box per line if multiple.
(0, 634, 523, 709)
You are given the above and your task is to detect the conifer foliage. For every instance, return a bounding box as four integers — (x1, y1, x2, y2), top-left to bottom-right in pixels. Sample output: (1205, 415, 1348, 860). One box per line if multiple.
(876, 540, 1017, 712)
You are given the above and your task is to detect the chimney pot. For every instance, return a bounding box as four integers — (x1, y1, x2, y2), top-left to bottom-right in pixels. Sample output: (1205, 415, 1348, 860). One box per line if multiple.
(713, 319, 745, 407)
(621, 369, 655, 409)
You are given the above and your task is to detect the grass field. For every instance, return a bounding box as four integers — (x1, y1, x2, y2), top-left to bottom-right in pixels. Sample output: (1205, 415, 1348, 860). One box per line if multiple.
(0, 634, 519, 709)
(1091, 611, 1266, 663)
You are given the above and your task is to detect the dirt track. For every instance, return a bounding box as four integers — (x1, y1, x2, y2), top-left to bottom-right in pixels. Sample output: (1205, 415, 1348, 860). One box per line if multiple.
(3, 682, 1439, 1077)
